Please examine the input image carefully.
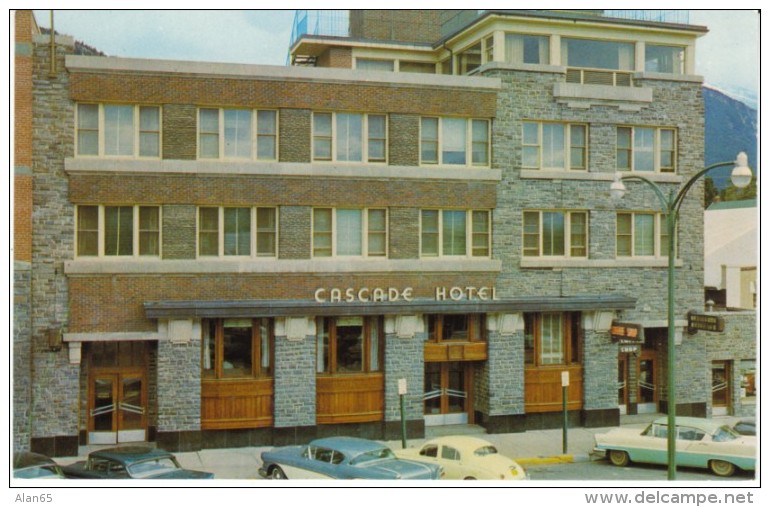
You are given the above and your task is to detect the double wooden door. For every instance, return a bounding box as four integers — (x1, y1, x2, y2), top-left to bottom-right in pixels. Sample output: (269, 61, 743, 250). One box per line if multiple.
(89, 368, 147, 444)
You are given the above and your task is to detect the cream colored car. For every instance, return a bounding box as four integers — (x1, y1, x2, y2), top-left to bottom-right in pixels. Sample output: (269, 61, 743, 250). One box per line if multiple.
(396, 436, 527, 480)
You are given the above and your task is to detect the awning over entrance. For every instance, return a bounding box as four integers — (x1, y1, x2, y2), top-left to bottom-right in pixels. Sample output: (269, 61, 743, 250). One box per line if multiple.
(144, 294, 636, 319)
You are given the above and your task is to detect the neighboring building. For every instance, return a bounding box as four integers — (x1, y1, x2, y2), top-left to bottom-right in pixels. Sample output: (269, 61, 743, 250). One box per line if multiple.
(17, 9, 735, 456)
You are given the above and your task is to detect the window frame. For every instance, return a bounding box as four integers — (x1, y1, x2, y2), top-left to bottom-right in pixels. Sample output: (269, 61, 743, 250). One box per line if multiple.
(522, 121, 588, 171)
(420, 117, 491, 167)
(202, 318, 274, 380)
(312, 208, 388, 258)
(76, 103, 162, 158)
(616, 212, 674, 258)
(75, 204, 162, 259)
(427, 314, 486, 342)
(644, 44, 685, 74)
(524, 312, 582, 367)
(522, 210, 588, 258)
(420, 209, 491, 258)
(616, 126, 677, 173)
(312, 112, 388, 164)
(197, 206, 279, 259)
(315, 316, 384, 375)
(197, 107, 278, 161)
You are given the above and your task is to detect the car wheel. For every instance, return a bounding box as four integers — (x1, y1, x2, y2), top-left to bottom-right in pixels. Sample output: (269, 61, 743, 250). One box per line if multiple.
(270, 466, 287, 479)
(608, 450, 630, 467)
(464, 476, 477, 480)
(709, 460, 735, 477)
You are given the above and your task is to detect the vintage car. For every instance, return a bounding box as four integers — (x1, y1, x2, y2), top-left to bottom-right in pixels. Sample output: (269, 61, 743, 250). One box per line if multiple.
(395, 435, 527, 480)
(62, 446, 214, 479)
(258, 436, 443, 480)
(13, 452, 65, 479)
(594, 416, 756, 477)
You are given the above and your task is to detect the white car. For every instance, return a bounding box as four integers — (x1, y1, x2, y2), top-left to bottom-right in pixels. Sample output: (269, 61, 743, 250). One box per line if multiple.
(396, 435, 527, 480)
(594, 416, 756, 477)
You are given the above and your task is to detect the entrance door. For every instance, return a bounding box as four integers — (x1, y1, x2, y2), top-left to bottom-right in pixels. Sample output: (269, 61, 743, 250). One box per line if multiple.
(89, 370, 147, 444)
(712, 361, 731, 416)
(424, 362, 470, 426)
(637, 353, 658, 413)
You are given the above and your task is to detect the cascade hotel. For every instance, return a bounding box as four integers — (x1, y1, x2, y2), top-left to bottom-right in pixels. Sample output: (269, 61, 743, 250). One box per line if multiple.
(13, 10, 756, 456)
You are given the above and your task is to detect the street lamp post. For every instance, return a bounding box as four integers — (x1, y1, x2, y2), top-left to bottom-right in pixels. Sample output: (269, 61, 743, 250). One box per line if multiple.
(610, 152, 752, 481)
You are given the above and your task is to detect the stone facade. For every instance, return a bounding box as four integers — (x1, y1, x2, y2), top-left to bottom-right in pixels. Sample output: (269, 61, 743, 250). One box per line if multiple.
(156, 337, 202, 451)
(273, 333, 317, 429)
(383, 331, 425, 438)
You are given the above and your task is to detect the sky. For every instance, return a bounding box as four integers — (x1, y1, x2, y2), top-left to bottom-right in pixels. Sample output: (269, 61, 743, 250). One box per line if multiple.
(29, 8, 760, 108)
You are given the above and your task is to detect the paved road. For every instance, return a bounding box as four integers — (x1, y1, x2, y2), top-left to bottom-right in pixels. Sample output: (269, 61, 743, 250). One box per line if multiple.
(526, 459, 755, 482)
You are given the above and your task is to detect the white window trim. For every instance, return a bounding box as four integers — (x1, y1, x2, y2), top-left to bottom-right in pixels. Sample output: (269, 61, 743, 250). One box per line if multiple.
(420, 117, 491, 168)
(75, 104, 162, 159)
(420, 209, 491, 258)
(197, 108, 279, 161)
(75, 204, 162, 259)
(522, 121, 587, 171)
(523, 210, 588, 259)
(312, 112, 388, 164)
(617, 126, 677, 174)
(196, 206, 279, 259)
(312, 208, 388, 258)
(616, 211, 673, 259)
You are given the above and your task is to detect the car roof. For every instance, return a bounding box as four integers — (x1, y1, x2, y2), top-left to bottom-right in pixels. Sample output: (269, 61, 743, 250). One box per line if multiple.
(88, 446, 174, 464)
(309, 437, 387, 457)
(424, 436, 495, 451)
(652, 416, 727, 433)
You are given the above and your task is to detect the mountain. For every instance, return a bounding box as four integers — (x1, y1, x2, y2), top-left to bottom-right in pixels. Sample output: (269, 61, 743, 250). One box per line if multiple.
(703, 86, 758, 191)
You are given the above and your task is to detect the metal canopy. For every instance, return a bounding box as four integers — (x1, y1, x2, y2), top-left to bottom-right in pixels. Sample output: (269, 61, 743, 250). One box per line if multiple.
(144, 294, 636, 319)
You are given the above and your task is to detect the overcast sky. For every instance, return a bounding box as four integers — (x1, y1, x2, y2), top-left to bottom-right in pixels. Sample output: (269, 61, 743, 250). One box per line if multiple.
(29, 9, 760, 107)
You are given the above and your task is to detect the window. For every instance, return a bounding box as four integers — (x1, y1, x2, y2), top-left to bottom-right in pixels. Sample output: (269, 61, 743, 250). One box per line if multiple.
(198, 108, 277, 160)
(312, 208, 387, 257)
(421, 209, 490, 257)
(458, 42, 481, 74)
(399, 61, 435, 74)
(202, 318, 273, 379)
(76, 104, 161, 157)
(76, 205, 161, 258)
(523, 211, 587, 257)
(617, 212, 673, 258)
(562, 38, 635, 71)
(522, 122, 587, 171)
(427, 314, 486, 342)
(617, 127, 676, 173)
(645, 45, 684, 74)
(524, 312, 581, 366)
(312, 112, 387, 163)
(356, 58, 394, 71)
(420, 117, 490, 166)
(198, 207, 278, 258)
(316, 316, 383, 374)
(505, 34, 550, 64)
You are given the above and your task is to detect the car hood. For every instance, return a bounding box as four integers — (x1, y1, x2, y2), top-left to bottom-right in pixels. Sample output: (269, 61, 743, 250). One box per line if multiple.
(357, 458, 439, 479)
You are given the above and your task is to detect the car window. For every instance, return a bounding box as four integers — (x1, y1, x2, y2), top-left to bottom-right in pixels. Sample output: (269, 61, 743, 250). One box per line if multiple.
(108, 461, 128, 478)
(713, 426, 739, 442)
(474, 445, 498, 456)
(677, 427, 705, 441)
(644, 424, 668, 439)
(441, 446, 460, 461)
(419, 444, 438, 458)
(128, 457, 179, 478)
(350, 447, 395, 465)
(314, 447, 334, 463)
(330, 451, 345, 465)
(90, 457, 111, 473)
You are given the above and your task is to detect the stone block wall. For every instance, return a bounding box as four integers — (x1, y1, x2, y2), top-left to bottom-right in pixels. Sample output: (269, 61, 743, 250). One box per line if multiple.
(156, 338, 201, 451)
(273, 333, 317, 428)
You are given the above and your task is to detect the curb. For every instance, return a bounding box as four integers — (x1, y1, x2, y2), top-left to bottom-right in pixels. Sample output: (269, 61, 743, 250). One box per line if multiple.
(517, 453, 592, 466)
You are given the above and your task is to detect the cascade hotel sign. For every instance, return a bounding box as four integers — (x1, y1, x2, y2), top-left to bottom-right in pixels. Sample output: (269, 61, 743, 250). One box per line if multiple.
(314, 286, 499, 303)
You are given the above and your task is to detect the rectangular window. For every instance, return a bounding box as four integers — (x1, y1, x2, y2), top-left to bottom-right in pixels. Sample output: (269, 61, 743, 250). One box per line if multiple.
(202, 318, 273, 379)
(523, 211, 588, 258)
(427, 314, 486, 342)
(617, 127, 677, 173)
(645, 45, 684, 74)
(198, 108, 277, 160)
(76, 205, 161, 258)
(198, 207, 278, 258)
(617, 212, 672, 258)
(562, 38, 635, 71)
(524, 312, 581, 366)
(77, 104, 161, 158)
(313, 112, 387, 163)
(505, 34, 550, 64)
(316, 316, 383, 374)
(421, 209, 490, 257)
(356, 59, 394, 71)
(421, 117, 490, 167)
(313, 208, 388, 257)
(458, 42, 481, 74)
(522, 122, 587, 171)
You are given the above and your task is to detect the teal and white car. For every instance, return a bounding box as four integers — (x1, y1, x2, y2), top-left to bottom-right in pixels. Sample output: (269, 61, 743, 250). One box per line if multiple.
(594, 416, 756, 477)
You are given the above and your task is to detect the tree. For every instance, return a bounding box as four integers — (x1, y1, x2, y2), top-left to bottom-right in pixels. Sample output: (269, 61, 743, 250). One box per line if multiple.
(704, 177, 719, 207)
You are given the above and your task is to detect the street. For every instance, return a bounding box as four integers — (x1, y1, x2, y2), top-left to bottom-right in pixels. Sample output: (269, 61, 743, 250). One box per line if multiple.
(525, 459, 755, 481)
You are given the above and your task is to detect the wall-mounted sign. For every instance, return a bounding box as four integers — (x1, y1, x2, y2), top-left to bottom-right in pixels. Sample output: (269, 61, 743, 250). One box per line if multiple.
(314, 286, 498, 303)
(610, 321, 643, 342)
(687, 312, 725, 333)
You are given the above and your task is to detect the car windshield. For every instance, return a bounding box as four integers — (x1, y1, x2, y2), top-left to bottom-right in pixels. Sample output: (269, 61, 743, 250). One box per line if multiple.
(127, 457, 180, 478)
(350, 447, 395, 465)
(474, 445, 498, 457)
(713, 425, 741, 442)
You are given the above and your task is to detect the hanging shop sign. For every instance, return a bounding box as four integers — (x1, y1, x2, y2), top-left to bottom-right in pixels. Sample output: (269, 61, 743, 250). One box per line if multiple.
(313, 286, 498, 303)
(610, 321, 643, 342)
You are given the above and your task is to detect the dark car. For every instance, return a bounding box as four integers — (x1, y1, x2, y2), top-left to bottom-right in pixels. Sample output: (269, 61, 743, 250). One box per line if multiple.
(733, 419, 755, 436)
(62, 446, 214, 479)
(259, 436, 443, 480)
(13, 452, 65, 479)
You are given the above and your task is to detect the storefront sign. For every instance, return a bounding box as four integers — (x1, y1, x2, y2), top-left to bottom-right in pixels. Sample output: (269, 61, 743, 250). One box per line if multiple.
(610, 321, 643, 342)
(687, 312, 725, 332)
(313, 286, 498, 303)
